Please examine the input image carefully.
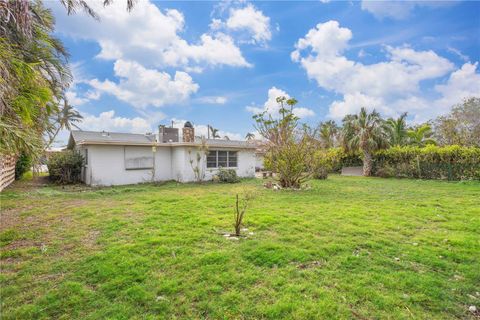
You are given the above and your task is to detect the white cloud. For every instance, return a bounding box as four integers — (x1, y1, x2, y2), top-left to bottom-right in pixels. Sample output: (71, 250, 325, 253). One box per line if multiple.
(226, 4, 272, 44)
(447, 47, 469, 62)
(361, 1, 456, 20)
(170, 119, 243, 141)
(65, 90, 89, 106)
(89, 60, 199, 108)
(197, 96, 228, 104)
(80, 110, 155, 133)
(291, 20, 478, 121)
(52, 1, 251, 70)
(245, 87, 315, 118)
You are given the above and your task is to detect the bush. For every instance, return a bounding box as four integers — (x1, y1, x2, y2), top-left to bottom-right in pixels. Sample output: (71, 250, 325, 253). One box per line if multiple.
(315, 148, 362, 173)
(47, 150, 84, 184)
(15, 153, 32, 179)
(373, 145, 480, 180)
(217, 168, 239, 183)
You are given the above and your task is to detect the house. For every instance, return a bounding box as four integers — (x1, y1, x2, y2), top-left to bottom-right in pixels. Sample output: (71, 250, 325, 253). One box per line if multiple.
(67, 122, 256, 186)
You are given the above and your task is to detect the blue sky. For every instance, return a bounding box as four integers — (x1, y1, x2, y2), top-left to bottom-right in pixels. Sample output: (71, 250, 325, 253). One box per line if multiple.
(50, 0, 480, 144)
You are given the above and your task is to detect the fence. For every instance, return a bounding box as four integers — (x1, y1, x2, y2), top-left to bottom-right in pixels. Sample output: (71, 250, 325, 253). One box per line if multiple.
(0, 155, 17, 191)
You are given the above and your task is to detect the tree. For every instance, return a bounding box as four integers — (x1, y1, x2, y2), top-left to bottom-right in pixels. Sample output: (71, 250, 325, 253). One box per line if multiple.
(209, 126, 220, 139)
(385, 112, 408, 146)
(342, 107, 389, 176)
(46, 100, 83, 148)
(407, 124, 436, 147)
(245, 132, 255, 140)
(433, 97, 480, 147)
(253, 96, 317, 188)
(1, 1, 70, 156)
(318, 120, 338, 148)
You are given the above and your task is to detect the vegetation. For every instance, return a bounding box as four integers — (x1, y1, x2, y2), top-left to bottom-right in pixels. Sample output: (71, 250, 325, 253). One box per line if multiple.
(385, 112, 408, 146)
(232, 191, 255, 236)
(254, 96, 317, 188)
(374, 145, 480, 180)
(217, 168, 240, 183)
(407, 124, 436, 147)
(434, 97, 480, 147)
(47, 150, 84, 184)
(342, 108, 389, 176)
(14, 152, 32, 179)
(187, 139, 208, 183)
(0, 1, 71, 156)
(1, 177, 479, 319)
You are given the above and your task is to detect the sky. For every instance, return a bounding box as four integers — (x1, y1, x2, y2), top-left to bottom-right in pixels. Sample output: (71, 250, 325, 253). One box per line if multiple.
(49, 0, 480, 145)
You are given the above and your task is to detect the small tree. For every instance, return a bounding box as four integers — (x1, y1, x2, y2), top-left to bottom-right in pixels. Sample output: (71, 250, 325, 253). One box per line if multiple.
(188, 138, 208, 182)
(253, 96, 318, 188)
(233, 191, 255, 236)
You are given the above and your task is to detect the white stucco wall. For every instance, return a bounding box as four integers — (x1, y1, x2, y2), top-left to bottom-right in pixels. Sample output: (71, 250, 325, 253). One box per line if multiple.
(79, 144, 255, 186)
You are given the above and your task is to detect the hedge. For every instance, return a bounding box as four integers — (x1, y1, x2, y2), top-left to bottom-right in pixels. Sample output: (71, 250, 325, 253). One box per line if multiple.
(373, 145, 480, 181)
(47, 150, 84, 184)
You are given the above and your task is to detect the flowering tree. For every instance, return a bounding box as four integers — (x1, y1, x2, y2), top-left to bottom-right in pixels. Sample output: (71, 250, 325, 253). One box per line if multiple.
(253, 96, 318, 188)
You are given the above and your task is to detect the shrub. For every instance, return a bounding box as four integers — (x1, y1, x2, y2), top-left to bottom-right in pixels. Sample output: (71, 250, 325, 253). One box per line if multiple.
(315, 148, 362, 173)
(373, 145, 480, 180)
(217, 168, 239, 183)
(15, 153, 32, 179)
(47, 150, 84, 184)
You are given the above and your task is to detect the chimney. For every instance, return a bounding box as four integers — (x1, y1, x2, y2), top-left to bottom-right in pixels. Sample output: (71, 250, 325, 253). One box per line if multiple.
(158, 125, 179, 143)
(182, 121, 194, 143)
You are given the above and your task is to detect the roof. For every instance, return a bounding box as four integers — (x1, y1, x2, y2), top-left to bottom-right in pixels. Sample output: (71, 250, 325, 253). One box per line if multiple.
(68, 130, 255, 149)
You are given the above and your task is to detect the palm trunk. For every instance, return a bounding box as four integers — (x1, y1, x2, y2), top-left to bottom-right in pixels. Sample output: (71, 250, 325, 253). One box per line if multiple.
(363, 150, 373, 176)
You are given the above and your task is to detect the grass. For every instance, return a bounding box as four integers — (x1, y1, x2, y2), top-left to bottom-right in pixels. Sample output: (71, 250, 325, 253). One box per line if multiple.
(1, 175, 479, 319)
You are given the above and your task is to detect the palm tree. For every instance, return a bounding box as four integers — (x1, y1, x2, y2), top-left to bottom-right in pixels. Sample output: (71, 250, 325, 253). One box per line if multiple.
(0, 1, 71, 155)
(385, 112, 408, 146)
(46, 100, 83, 148)
(407, 124, 436, 147)
(318, 120, 338, 148)
(209, 126, 220, 139)
(342, 107, 389, 176)
(245, 132, 255, 140)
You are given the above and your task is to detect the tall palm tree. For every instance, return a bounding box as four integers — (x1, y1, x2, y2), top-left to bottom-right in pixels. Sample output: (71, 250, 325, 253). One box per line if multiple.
(385, 112, 408, 146)
(318, 120, 338, 148)
(209, 126, 220, 139)
(342, 107, 389, 176)
(407, 124, 436, 147)
(46, 100, 83, 148)
(0, 1, 70, 155)
(245, 132, 255, 140)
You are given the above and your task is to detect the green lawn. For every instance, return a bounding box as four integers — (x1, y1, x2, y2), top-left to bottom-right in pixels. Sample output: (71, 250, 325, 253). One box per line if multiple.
(1, 176, 479, 319)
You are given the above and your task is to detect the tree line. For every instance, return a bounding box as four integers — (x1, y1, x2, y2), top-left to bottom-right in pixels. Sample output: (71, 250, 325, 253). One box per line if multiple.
(255, 97, 480, 187)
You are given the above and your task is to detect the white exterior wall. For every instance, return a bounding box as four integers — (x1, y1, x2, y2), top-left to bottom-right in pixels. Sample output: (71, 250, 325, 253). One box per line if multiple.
(168, 146, 255, 183)
(80, 144, 255, 186)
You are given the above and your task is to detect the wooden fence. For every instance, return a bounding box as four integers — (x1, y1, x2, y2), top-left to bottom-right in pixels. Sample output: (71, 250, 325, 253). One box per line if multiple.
(0, 155, 17, 192)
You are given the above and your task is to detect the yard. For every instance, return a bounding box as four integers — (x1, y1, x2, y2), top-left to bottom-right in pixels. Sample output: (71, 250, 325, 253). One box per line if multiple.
(1, 176, 479, 319)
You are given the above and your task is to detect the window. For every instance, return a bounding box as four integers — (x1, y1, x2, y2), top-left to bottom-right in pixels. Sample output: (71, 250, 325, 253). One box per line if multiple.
(206, 150, 238, 168)
(124, 146, 154, 170)
(84, 149, 88, 165)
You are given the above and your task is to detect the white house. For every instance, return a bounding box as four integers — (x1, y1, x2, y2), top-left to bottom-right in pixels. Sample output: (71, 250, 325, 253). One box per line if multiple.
(67, 123, 256, 186)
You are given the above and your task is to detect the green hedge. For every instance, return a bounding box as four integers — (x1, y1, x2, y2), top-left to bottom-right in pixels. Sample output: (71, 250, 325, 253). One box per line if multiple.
(47, 150, 84, 184)
(315, 148, 362, 173)
(374, 145, 480, 180)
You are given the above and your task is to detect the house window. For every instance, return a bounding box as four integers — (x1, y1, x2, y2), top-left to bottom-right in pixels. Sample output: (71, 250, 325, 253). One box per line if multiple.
(84, 148, 88, 165)
(207, 150, 238, 168)
(124, 146, 154, 170)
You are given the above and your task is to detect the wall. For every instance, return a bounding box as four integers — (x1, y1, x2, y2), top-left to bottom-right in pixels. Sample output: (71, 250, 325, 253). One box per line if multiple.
(175, 146, 256, 182)
(86, 145, 172, 186)
(83, 144, 256, 186)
